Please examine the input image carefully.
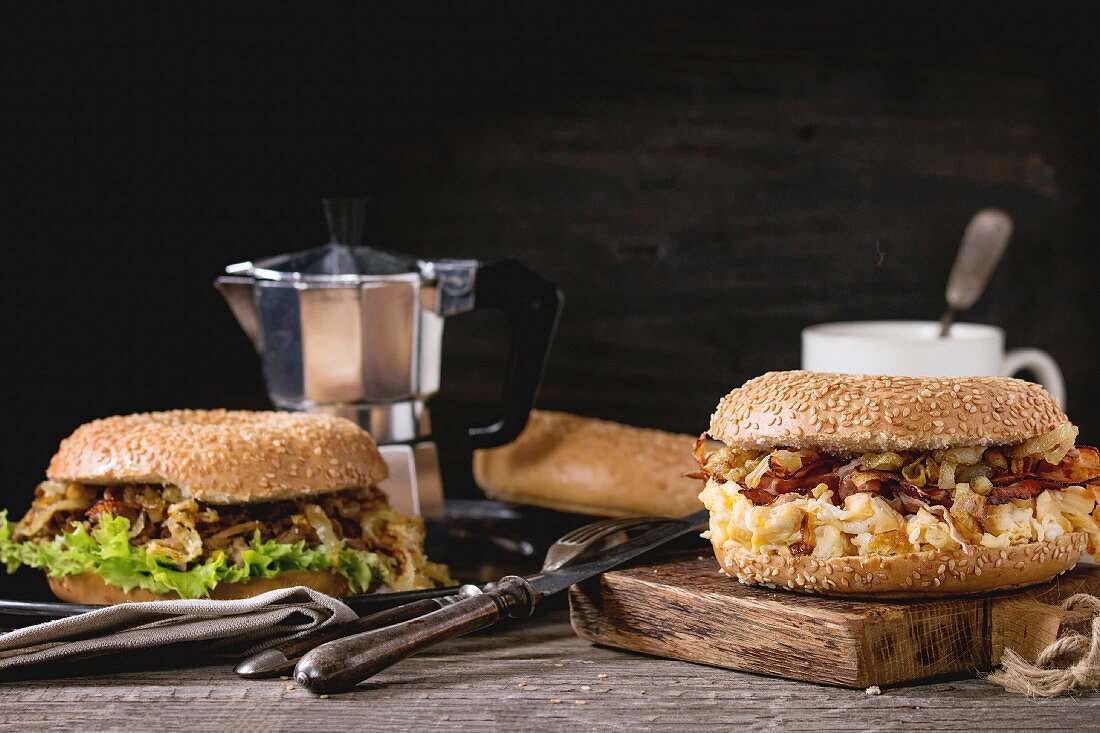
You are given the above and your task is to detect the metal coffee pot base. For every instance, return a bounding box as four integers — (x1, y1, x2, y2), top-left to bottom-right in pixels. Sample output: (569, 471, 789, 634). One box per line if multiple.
(376, 440, 446, 557)
(375, 441, 445, 523)
(283, 400, 446, 552)
(278, 400, 443, 532)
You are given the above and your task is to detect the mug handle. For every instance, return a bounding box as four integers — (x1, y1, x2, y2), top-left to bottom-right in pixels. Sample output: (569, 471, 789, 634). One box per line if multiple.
(1001, 348, 1066, 407)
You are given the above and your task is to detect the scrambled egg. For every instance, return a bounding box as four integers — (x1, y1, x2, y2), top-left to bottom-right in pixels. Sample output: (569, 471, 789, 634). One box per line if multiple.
(701, 478, 1100, 560)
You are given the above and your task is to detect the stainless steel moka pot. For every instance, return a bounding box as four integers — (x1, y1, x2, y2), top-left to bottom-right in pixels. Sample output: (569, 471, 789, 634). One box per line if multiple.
(215, 198, 562, 520)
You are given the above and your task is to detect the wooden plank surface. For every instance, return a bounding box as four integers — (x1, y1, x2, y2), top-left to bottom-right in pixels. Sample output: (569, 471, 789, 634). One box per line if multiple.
(0, 610, 1095, 732)
(570, 555, 1100, 688)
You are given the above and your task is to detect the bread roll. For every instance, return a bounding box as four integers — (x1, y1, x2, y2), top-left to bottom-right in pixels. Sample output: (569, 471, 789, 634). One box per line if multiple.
(473, 410, 703, 517)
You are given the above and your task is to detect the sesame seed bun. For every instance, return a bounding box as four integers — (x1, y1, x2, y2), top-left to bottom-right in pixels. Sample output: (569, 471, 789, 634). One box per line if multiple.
(47, 569, 350, 604)
(46, 410, 388, 504)
(710, 532, 1088, 598)
(709, 371, 1067, 454)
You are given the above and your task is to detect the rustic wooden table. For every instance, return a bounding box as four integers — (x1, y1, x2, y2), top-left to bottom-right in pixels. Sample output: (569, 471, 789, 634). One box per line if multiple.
(0, 609, 1094, 732)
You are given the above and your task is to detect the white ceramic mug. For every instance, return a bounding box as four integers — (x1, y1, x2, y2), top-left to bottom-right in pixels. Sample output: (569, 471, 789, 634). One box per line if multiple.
(801, 321, 1066, 406)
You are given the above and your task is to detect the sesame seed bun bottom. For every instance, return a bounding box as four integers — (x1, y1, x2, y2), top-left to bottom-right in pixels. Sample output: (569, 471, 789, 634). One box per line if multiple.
(47, 569, 351, 604)
(709, 532, 1089, 599)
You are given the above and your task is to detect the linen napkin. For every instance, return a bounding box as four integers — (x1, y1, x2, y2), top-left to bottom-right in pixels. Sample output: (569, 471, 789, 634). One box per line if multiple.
(0, 586, 356, 674)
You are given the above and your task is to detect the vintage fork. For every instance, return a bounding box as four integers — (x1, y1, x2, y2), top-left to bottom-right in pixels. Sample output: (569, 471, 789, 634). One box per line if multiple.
(541, 515, 669, 571)
(235, 514, 674, 678)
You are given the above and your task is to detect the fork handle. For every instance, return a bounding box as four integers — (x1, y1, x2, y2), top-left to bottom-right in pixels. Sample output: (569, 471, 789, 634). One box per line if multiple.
(294, 576, 536, 694)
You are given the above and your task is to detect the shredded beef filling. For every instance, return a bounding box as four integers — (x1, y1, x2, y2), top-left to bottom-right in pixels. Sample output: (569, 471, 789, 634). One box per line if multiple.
(13, 483, 406, 569)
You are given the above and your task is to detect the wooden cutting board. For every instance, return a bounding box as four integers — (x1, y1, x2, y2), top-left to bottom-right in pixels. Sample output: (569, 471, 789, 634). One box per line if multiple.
(568, 553, 1100, 688)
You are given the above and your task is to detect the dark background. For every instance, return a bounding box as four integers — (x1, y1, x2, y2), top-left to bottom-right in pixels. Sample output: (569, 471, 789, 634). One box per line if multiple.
(4, 5, 1097, 510)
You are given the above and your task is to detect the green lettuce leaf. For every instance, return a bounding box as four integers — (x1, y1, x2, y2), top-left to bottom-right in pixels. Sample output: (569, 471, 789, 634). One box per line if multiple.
(0, 510, 389, 599)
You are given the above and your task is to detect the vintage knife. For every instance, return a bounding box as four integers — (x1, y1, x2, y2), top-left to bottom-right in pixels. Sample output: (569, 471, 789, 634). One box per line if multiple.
(294, 508, 709, 694)
(234, 585, 483, 679)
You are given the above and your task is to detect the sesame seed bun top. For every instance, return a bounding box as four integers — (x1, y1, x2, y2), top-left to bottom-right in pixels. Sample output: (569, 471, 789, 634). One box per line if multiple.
(708, 371, 1068, 454)
(46, 410, 388, 504)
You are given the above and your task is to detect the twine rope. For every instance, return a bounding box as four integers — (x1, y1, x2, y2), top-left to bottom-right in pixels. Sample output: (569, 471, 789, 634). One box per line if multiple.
(987, 594, 1100, 698)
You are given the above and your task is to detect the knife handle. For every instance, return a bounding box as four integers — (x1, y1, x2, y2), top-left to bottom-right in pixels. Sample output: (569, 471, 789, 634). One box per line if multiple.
(234, 597, 448, 679)
(294, 576, 535, 694)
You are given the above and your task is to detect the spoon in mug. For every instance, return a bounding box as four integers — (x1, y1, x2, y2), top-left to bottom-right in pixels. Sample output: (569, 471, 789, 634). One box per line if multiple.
(939, 209, 1013, 337)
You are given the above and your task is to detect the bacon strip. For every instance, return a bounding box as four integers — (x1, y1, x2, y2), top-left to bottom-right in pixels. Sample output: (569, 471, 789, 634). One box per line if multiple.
(692, 434, 709, 469)
(832, 464, 952, 507)
(727, 444, 1100, 509)
(837, 469, 893, 501)
(896, 482, 953, 508)
(768, 451, 822, 478)
(987, 473, 1100, 504)
(736, 460, 840, 504)
(739, 488, 777, 505)
(988, 479, 1053, 504)
(756, 460, 840, 494)
(1034, 446, 1100, 484)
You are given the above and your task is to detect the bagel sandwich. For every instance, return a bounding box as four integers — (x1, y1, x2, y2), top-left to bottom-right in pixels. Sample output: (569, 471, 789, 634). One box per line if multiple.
(696, 372, 1100, 597)
(0, 410, 451, 603)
